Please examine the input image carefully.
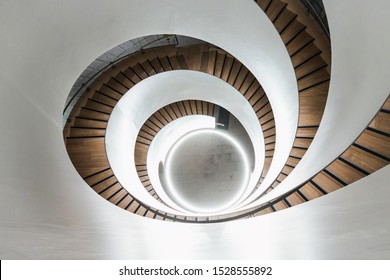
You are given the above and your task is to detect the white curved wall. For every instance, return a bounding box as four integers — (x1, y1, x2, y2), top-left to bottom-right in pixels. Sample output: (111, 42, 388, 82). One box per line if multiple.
(0, 0, 389, 259)
(243, 0, 390, 207)
(106, 71, 264, 215)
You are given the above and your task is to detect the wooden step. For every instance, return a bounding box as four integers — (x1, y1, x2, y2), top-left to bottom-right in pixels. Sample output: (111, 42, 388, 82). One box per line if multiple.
(69, 127, 105, 138)
(295, 55, 327, 79)
(280, 20, 306, 44)
(312, 172, 344, 193)
(73, 117, 107, 129)
(369, 111, 390, 134)
(266, 0, 287, 22)
(273, 7, 296, 33)
(341, 145, 388, 174)
(84, 99, 113, 114)
(326, 159, 366, 185)
(84, 169, 113, 186)
(91, 91, 118, 106)
(287, 31, 314, 56)
(355, 130, 390, 159)
(299, 182, 325, 200)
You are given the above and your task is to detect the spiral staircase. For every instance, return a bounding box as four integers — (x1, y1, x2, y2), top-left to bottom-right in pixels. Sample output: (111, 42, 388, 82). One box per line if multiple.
(63, 0, 389, 222)
(0, 0, 389, 258)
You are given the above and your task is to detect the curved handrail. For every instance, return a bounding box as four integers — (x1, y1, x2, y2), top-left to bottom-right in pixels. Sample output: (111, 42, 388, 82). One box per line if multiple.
(62, 34, 179, 128)
(299, 0, 330, 39)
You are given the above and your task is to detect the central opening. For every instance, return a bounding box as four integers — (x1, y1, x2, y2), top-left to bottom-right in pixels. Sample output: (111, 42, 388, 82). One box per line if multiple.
(162, 129, 250, 214)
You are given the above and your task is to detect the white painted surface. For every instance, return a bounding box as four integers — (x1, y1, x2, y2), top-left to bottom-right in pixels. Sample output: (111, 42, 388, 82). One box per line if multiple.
(0, 166, 389, 259)
(105, 71, 264, 216)
(0, 0, 389, 259)
(242, 0, 390, 207)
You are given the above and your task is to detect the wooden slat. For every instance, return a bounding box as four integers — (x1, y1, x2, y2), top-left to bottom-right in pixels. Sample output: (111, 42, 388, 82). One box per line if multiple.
(196, 100, 203, 115)
(252, 96, 269, 113)
(177, 101, 188, 116)
(69, 127, 105, 138)
(239, 74, 256, 96)
(164, 105, 178, 120)
(294, 138, 312, 149)
(291, 41, 322, 67)
(383, 98, 390, 111)
(100, 183, 122, 198)
(114, 71, 134, 89)
(221, 56, 234, 82)
(141, 60, 157, 76)
(355, 130, 390, 159)
(92, 177, 118, 194)
(143, 120, 161, 134)
(295, 55, 327, 79)
(159, 56, 173, 71)
(256, 103, 272, 119)
(273, 7, 296, 33)
(132, 63, 149, 79)
(248, 87, 265, 106)
(263, 127, 276, 138)
(214, 52, 226, 78)
(109, 189, 128, 205)
(135, 135, 152, 149)
(98, 84, 123, 100)
(208, 103, 214, 116)
(233, 66, 249, 91)
(281, 165, 294, 174)
(273, 200, 289, 211)
(84, 169, 113, 186)
(227, 59, 242, 85)
(288, 31, 314, 56)
(259, 111, 273, 124)
(266, 0, 287, 22)
(206, 50, 217, 75)
(78, 108, 110, 121)
(149, 58, 165, 73)
(262, 119, 275, 131)
(326, 160, 365, 185)
(149, 115, 165, 128)
(74, 118, 107, 129)
(290, 147, 306, 158)
(280, 20, 305, 44)
(286, 192, 305, 206)
(189, 100, 198, 115)
(369, 111, 390, 134)
(117, 195, 133, 209)
(171, 102, 183, 117)
(106, 78, 128, 94)
(168, 55, 181, 70)
(296, 126, 317, 138)
(66, 138, 109, 177)
(84, 99, 113, 114)
(138, 130, 154, 141)
(286, 156, 300, 167)
(312, 172, 344, 193)
(298, 88, 328, 126)
(298, 67, 329, 91)
(134, 144, 148, 165)
(299, 182, 324, 200)
(154, 111, 169, 126)
(341, 145, 388, 174)
(182, 100, 193, 116)
(256, 0, 272, 11)
(200, 52, 209, 73)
